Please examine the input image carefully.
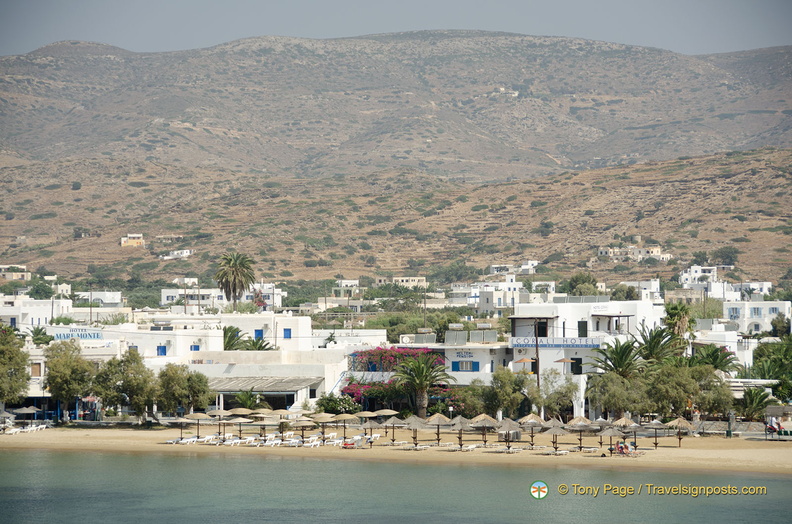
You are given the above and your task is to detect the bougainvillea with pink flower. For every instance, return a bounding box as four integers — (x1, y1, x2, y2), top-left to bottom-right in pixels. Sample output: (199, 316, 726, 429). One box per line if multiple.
(349, 346, 444, 372)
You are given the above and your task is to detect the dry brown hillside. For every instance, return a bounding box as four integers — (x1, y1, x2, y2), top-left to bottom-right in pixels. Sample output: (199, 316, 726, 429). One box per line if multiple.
(1, 148, 790, 285)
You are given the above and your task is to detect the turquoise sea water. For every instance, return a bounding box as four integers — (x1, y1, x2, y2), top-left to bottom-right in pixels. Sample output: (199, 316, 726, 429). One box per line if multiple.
(0, 450, 788, 523)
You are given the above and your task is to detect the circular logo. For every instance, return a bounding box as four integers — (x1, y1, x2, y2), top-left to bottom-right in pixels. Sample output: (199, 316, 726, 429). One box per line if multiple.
(530, 480, 549, 500)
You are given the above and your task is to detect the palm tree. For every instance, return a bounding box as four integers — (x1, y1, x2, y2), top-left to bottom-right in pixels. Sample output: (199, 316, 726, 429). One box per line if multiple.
(28, 326, 54, 346)
(589, 339, 645, 379)
(223, 326, 246, 351)
(664, 302, 696, 350)
(692, 344, 739, 373)
(214, 252, 256, 311)
(233, 388, 271, 410)
(633, 324, 677, 365)
(392, 353, 455, 418)
(244, 338, 275, 351)
(737, 387, 774, 421)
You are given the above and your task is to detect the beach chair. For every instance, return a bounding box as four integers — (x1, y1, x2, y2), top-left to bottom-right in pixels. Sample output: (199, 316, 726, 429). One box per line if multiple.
(165, 437, 182, 444)
(326, 438, 344, 447)
(261, 438, 282, 447)
(460, 445, 477, 452)
(179, 436, 198, 445)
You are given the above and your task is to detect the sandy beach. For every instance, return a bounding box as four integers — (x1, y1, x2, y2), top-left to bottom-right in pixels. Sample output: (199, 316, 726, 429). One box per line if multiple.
(3, 425, 791, 476)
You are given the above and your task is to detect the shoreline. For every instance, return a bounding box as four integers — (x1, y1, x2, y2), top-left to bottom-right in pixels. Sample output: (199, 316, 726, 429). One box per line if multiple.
(3, 426, 791, 476)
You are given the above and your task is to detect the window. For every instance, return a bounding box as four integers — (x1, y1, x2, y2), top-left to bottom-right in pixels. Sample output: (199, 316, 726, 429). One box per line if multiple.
(190, 344, 200, 352)
(309, 388, 317, 398)
(751, 307, 762, 318)
(451, 361, 480, 372)
(31, 363, 42, 377)
(254, 329, 264, 340)
(217, 295, 224, 301)
(571, 358, 583, 375)
(752, 323, 761, 332)
(577, 321, 588, 337)
(728, 308, 741, 320)
(156, 345, 167, 356)
(769, 307, 779, 315)
(166, 295, 175, 302)
(283, 328, 292, 339)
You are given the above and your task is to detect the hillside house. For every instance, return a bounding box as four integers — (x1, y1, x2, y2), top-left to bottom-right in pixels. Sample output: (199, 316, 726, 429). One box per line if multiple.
(120, 233, 145, 247)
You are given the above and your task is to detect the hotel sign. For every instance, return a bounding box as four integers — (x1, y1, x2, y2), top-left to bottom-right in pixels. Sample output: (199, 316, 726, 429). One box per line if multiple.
(510, 337, 600, 349)
(53, 327, 103, 340)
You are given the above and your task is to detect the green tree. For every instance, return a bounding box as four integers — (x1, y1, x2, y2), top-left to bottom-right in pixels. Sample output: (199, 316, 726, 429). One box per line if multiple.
(585, 372, 648, 419)
(610, 284, 640, 301)
(0, 324, 30, 405)
(214, 252, 256, 311)
(243, 338, 275, 351)
(664, 302, 695, 350)
(692, 344, 739, 373)
(691, 251, 709, 266)
(770, 313, 791, 337)
(737, 387, 774, 421)
(486, 366, 530, 418)
(314, 392, 361, 414)
(690, 365, 733, 418)
(43, 341, 95, 413)
(27, 280, 54, 300)
(645, 365, 699, 418)
(392, 353, 455, 418)
(563, 272, 599, 296)
(633, 324, 678, 365)
(27, 326, 54, 346)
(589, 339, 645, 378)
(158, 363, 214, 414)
(711, 246, 740, 266)
(233, 387, 271, 410)
(526, 369, 578, 419)
(94, 349, 157, 423)
(223, 326, 246, 351)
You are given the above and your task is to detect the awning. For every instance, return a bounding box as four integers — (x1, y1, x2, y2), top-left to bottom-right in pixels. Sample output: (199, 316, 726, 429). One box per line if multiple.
(207, 376, 322, 394)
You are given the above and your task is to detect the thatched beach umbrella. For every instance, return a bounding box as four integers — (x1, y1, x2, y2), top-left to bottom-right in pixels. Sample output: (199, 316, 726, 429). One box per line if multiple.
(568, 415, 592, 425)
(332, 413, 359, 440)
(382, 416, 405, 445)
(208, 409, 232, 436)
(291, 418, 318, 440)
(403, 417, 427, 446)
(543, 426, 569, 452)
(360, 420, 383, 447)
(356, 411, 377, 435)
(644, 419, 668, 449)
(498, 418, 521, 450)
(593, 417, 611, 447)
(426, 413, 452, 446)
(311, 413, 335, 444)
(450, 419, 473, 449)
(565, 422, 592, 451)
(226, 417, 253, 439)
(228, 407, 253, 416)
(185, 412, 212, 438)
(470, 414, 499, 447)
(598, 427, 625, 456)
(15, 406, 40, 427)
(373, 409, 399, 435)
(666, 417, 695, 447)
(172, 417, 193, 440)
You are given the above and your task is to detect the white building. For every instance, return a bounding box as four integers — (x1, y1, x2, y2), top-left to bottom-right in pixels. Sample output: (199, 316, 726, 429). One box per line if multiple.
(160, 282, 286, 310)
(723, 296, 792, 335)
(0, 294, 72, 328)
(509, 296, 666, 418)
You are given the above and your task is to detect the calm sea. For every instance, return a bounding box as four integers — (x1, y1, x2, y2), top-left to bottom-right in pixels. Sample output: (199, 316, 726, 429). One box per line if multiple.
(0, 450, 788, 523)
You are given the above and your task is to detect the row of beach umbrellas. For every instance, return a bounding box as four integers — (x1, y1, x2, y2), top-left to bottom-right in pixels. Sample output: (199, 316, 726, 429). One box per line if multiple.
(176, 408, 696, 450)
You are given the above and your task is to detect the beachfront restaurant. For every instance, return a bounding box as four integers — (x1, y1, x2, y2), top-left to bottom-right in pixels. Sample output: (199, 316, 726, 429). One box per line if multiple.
(207, 376, 323, 410)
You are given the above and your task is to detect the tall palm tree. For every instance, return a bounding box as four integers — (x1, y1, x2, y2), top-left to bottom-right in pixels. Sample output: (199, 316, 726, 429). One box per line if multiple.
(664, 302, 696, 350)
(214, 252, 256, 312)
(392, 353, 455, 418)
(589, 339, 645, 379)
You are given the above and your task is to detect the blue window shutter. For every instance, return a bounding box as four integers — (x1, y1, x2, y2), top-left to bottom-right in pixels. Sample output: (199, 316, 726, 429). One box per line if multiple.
(157, 345, 166, 356)
(284, 328, 292, 339)
(190, 345, 199, 352)
(451, 361, 460, 372)
(254, 329, 263, 340)
(472, 362, 480, 372)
